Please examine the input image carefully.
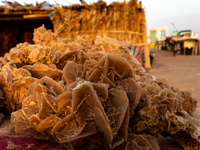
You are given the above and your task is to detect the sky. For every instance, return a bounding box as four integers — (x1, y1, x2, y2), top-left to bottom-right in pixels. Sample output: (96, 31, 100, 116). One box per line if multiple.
(1, 0, 200, 35)
(141, 0, 200, 35)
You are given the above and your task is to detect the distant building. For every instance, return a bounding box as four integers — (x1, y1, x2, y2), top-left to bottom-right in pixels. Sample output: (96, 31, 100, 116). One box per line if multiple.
(147, 26, 168, 44)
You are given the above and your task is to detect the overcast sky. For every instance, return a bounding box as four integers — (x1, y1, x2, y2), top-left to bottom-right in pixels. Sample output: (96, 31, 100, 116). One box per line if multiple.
(141, 0, 200, 35)
(1, 0, 200, 35)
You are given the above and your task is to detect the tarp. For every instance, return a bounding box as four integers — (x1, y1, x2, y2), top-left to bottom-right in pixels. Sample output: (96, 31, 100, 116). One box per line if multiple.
(126, 46, 145, 68)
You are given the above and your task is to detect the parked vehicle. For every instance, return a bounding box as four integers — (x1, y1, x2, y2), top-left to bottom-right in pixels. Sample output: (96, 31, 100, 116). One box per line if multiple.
(177, 30, 192, 37)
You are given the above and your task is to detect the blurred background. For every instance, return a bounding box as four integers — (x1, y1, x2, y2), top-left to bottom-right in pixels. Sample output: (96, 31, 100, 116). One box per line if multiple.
(1, 0, 200, 35)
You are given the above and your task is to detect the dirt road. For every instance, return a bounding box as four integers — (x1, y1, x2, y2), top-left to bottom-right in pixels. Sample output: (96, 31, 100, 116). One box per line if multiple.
(149, 49, 200, 105)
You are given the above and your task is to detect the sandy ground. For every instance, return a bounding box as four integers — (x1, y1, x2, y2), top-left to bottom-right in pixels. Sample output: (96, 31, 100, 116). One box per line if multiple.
(149, 48, 200, 106)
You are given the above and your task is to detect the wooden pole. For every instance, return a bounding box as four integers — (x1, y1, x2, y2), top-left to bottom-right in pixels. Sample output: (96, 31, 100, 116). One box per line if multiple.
(142, 10, 151, 69)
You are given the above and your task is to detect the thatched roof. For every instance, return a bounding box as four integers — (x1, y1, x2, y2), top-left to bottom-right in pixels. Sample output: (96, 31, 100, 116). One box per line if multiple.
(50, 0, 146, 44)
(0, 1, 54, 14)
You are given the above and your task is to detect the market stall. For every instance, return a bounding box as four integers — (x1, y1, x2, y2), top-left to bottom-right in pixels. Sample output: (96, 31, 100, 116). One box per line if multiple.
(172, 37, 200, 56)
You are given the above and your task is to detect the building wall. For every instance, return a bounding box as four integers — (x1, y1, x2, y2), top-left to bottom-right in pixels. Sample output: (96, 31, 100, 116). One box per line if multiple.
(147, 26, 168, 44)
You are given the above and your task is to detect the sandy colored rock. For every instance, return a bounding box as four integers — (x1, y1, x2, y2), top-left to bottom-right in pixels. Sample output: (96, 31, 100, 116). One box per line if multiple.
(120, 78, 142, 115)
(5, 23, 200, 150)
(85, 54, 134, 87)
(125, 134, 160, 150)
(1, 63, 37, 112)
(33, 25, 65, 52)
(22, 64, 62, 81)
(57, 50, 90, 70)
(10, 73, 132, 149)
(6, 42, 59, 65)
(131, 78, 199, 148)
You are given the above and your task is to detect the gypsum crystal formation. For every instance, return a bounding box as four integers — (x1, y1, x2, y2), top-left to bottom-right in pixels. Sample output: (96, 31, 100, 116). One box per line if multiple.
(5, 42, 59, 65)
(33, 25, 143, 72)
(0, 61, 37, 113)
(60, 52, 199, 149)
(31, 26, 157, 98)
(0, 39, 91, 113)
(0, 43, 61, 113)
(0, 25, 197, 149)
(10, 54, 146, 150)
(0, 58, 7, 121)
(33, 25, 65, 52)
(9, 52, 199, 150)
(131, 78, 199, 149)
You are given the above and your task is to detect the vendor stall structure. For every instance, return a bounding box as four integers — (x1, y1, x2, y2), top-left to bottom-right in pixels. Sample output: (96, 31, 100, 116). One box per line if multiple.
(172, 37, 200, 56)
(0, 2, 53, 56)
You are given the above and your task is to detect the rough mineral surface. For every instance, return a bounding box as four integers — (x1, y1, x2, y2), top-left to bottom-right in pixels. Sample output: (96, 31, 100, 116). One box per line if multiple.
(125, 134, 160, 150)
(22, 63, 63, 81)
(5, 42, 59, 65)
(32, 25, 143, 73)
(33, 25, 65, 52)
(0, 25, 197, 150)
(10, 54, 143, 149)
(1, 62, 37, 113)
